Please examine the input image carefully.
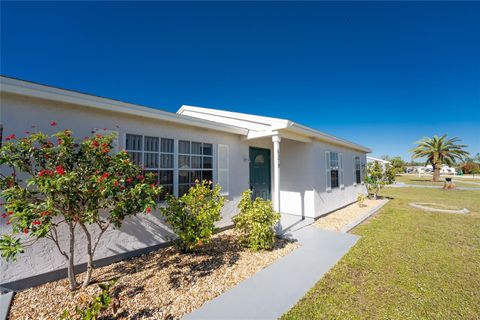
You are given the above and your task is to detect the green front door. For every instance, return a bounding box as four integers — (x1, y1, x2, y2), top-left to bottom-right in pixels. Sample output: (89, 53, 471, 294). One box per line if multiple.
(249, 147, 271, 200)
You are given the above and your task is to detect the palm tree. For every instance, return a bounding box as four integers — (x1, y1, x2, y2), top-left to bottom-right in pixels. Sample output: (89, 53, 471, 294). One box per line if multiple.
(411, 135, 469, 182)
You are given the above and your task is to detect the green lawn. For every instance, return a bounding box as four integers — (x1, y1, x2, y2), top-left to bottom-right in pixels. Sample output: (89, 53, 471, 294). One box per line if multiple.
(395, 175, 480, 188)
(282, 187, 480, 320)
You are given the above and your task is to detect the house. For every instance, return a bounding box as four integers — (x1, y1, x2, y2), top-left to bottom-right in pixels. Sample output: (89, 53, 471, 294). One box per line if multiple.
(367, 156, 391, 170)
(0, 76, 371, 288)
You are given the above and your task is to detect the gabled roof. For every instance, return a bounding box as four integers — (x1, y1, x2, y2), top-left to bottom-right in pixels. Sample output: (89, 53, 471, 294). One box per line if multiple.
(0, 76, 248, 135)
(178, 105, 372, 153)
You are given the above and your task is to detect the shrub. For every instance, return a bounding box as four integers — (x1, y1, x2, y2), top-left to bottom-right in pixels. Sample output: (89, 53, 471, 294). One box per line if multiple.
(357, 193, 366, 207)
(233, 190, 280, 251)
(365, 162, 395, 199)
(162, 180, 224, 253)
(60, 280, 118, 320)
(0, 127, 161, 290)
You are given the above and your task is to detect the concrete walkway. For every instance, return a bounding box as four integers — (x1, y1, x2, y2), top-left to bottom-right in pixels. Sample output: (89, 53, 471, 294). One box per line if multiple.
(390, 182, 480, 191)
(184, 225, 359, 320)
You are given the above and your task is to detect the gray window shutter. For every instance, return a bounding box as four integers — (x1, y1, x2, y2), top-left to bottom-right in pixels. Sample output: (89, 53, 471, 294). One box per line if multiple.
(339, 153, 344, 188)
(353, 156, 357, 186)
(325, 151, 331, 191)
(217, 144, 229, 196)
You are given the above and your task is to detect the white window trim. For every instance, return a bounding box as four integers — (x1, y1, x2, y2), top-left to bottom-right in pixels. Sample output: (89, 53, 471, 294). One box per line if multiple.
(325, 151, 331, 192)
(124, 134, 175, 199)
(217, 144, 229, 196)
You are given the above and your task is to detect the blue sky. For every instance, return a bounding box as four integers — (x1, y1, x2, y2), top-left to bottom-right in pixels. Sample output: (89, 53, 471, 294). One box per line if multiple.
(1, 2, 479, 160)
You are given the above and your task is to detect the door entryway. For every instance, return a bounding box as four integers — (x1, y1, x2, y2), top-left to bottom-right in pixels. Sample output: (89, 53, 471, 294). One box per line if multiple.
(249, 147, 271, 200)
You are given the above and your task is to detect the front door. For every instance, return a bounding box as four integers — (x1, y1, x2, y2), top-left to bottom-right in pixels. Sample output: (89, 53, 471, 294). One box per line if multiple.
(249, 147, 271, 200)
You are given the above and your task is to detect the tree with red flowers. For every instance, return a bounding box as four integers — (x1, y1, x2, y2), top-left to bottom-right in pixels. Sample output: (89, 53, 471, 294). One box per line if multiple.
(0, 127, 161, 290)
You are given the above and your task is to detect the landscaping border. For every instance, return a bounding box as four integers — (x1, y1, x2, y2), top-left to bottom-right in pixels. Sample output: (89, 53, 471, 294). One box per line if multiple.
(0, 224, 233, 292)
(340, 199, 389, 233)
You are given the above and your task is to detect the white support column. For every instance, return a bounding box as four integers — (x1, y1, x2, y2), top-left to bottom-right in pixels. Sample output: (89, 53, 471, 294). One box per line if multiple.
(272, 135, 281, 213)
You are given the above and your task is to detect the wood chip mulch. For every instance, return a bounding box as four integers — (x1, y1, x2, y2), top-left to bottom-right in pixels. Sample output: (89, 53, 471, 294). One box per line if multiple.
(313, 199, 386, 231)
(9, 230, 299, 320)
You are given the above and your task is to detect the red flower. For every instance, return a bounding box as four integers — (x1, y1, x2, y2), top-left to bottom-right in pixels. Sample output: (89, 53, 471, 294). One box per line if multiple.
(102, 148, 109, 153)
(146, 207, 152, 214)
(33, 220, 41, 225)
(7, 211, 13, 215)
(23, 228, 28, 234)
(50, 121, 57, 126)
(5, 134, 16, 141)
(40, 211, 50, 217)
(126, 178, 133, 184)
(55, 166, 66, 175)
(102, 172, 110, 179)
(113, 181, 119, 187)
(96, 134, 103, 138)
(39, 169, 54, 177)
(137, 175, 144, 181)
(6, 221, 10, 225)
(1, 214, 6, 218)
(91, 140, 100, 148)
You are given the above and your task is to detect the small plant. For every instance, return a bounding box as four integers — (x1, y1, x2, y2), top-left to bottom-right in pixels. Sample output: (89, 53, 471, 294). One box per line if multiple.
(357, 193, 366, 207)
(60, 280, 118, 320)
(162, 180, 224, 253)
(233, 190, 280, 251)
(364, 162, 395, 199)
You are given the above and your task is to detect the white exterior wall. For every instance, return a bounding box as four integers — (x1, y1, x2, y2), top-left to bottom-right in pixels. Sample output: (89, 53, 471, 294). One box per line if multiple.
(0, 92, 369, 284)
(0, 93, 252, 284)
(312, 142, 367, 217)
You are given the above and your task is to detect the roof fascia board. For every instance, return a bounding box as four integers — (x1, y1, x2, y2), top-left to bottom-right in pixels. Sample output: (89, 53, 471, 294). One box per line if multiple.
(0, 77, 248, 135)
(286, 124, 372, 153)
(178, 105, 290, 128)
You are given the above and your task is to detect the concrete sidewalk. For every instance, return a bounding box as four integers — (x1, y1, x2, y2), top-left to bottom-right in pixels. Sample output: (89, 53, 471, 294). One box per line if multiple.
(184, 226, 359, 320)
(390, 182, 480, 191)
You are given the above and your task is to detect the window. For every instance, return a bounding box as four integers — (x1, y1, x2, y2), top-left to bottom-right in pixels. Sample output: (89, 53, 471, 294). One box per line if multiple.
(178, 140, 213, 196)
(354, 156, 361, 184)
(330, 152, 340, 188)
(125, 134, 174, 200)
(325, 151, 343, 191)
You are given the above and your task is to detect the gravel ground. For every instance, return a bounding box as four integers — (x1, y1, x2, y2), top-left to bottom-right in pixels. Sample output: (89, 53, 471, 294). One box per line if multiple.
(313, 199, 384, 232)
(9, 230, 298, 320)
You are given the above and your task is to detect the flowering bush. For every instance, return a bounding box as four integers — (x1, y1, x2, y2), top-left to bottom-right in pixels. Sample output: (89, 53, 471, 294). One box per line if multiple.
(0, 126, 161, 290)
(162, 180, 224, 253)
(233, 190, 280, 251)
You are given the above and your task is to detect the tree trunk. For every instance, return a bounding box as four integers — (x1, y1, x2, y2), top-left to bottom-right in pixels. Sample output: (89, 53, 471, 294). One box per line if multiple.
(433, 164, 441, 182)
(80, 223, 93, 289)
(67, 222, 78, 291)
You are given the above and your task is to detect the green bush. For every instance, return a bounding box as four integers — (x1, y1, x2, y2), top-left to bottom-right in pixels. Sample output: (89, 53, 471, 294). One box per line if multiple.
(162, 180, 224, 253)
(233, 190, 280, 251)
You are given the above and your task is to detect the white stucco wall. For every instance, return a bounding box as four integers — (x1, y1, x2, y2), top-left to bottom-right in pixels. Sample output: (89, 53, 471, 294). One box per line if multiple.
(0, 93, 251, 284)
(312, 143, 368, 217)
(0, 92, 369, 285)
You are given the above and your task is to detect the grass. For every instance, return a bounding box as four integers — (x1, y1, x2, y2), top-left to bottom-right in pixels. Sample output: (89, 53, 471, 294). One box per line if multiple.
(282, 187, 480, 320)
(395, 174, 480, 188)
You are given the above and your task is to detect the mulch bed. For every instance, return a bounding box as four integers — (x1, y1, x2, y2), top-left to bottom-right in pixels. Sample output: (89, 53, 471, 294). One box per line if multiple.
(9, 230, 298, 320)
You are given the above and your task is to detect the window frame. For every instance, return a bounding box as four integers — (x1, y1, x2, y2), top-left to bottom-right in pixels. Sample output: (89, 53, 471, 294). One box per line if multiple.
(125, 134, 175, 201)
(178, 140, 214, 196)
(354, 156, 361, 185)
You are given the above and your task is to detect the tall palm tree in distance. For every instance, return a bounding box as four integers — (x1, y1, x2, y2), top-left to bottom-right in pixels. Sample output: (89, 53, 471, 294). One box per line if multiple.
(411, 135, 469, 182)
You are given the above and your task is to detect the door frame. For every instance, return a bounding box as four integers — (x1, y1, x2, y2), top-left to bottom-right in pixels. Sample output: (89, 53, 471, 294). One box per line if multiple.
(249, 147, 272, 200)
